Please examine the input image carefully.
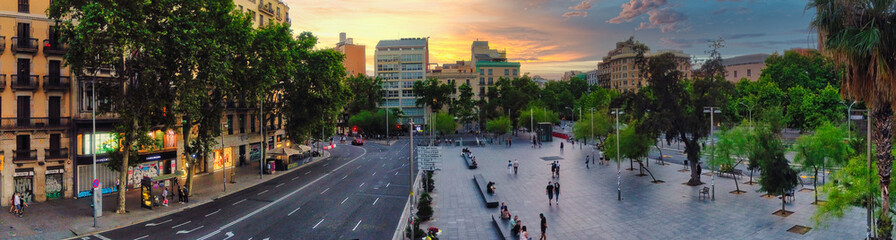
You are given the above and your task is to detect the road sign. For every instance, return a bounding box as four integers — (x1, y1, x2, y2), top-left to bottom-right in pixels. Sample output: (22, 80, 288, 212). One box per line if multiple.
(419, 162, 441, 171)
(416, 146, 442, 160)
(93, 179, 100, 189)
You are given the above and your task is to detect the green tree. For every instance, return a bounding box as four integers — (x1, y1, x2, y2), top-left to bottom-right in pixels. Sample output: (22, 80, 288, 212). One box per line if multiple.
(706, 123, 753, 194)
(486, 116, 512, 135)
(759, 50, 840, 91)
(496, 76, 541, 127)
(452, 83, 477, 124)
(791, 123, 850, 204)
(753, 124, 800, 214)
(413, 77, 453, 111)
(518, 107, 559, 131)
(433, 112, 456, 135)
(345, 74, 383, 116)
(572, 109, 612, 147)
(348, 109, 399, 136)
(812, 1, 896, 235)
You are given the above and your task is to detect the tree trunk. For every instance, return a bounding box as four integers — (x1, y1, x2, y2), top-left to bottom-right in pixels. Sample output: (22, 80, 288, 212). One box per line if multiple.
(872, 104, 894, 240)
(814, 167, 818, 204)
(654, 142, 664, 165)
(685, 140, 702, 186)
(637, 160, 659, 183)
(183, 115, 195, 197)
(782, 193, 786, 213)
(117, 124, 136, 214)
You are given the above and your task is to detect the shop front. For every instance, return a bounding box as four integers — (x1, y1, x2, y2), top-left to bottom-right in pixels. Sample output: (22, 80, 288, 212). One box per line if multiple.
(45, 166, 65, 200)
(13, 169, 34, 203)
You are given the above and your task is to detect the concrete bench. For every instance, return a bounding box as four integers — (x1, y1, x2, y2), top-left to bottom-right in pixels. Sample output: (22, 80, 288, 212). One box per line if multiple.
(474, 174, 499, 208)
(719, 169, 744, 179)
(492, 214, 513, 240)
(463, 153, 477, 169)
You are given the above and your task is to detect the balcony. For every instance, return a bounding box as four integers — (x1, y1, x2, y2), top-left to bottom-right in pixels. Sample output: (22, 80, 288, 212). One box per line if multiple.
(11, 37, 38, 54)
(0, 74, 5, 90)
(11, 75, 39, 91)
(0, 117, 71, 130)
(0, 36, 5, 54)
(13, 149, 37, 163)
(43, 39, 68, 56)
(45, 148, 69, 160)
(259, 2, 274, 15)
(43, 75, 71, 91)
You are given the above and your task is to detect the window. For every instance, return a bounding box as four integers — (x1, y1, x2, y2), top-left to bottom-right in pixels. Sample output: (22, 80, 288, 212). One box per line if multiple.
(479, 78, 484, 85)
(488, 78, 493, 85)
(488, 69, 493, 75)
(385, 90, 400, 98)
(747, 69, 751, 77)
(226, 115, 233, 134)
(401, 63, 422, 71)
(504, 69, 509, 75)
(402, 81, 415, 88)
(251, 114, 256, 133)
(377, 64, 398, 71)
(733, 71, 737, 78)
(466, 79, 470, 85)
(18, 0, 29, 13)
(259, 15, 264, 26)
(377, 55, 399, 62)
(623, 66, 627, 70)
(402, 90, 415, 97)
(277, 7, 280, 18)
(623, 73, 627, 78)
(479, 87, 485, 95)
(479, 69, 483, 75)
(513, 69, 518, 76)
(400, 72, 423, 79)
(400, 54, 423, 62)
(239, 114, 246, 134)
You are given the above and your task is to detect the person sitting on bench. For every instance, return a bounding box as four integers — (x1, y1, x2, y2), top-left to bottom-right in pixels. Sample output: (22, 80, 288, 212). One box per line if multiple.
(511, 219, 522, 236)
(472, 157, 479, 167)
(487, 181, 496, 194)
(501, 208, 511, 219)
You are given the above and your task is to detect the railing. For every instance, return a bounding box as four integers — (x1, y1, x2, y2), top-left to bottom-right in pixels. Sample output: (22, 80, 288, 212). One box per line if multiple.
(0, 36, 5, 54)
(43, 75, 71, 91)
(11, 75, 39, 91)
(11, 37, 38, 54)
(43, 39, 68, 56)
(45, 148, 69, 160)
(13, 149, 37, 162)
(0, 74, 5, 90)
(0, 117, 71, 130)
(259, 2, 274, 15)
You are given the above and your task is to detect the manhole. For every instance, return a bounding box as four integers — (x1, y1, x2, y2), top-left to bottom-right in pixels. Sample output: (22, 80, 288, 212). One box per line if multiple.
(540, 156, 564, 161)
(787, 225, 811, 234)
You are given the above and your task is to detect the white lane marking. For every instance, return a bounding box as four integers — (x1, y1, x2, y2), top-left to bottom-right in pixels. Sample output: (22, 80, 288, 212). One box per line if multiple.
(373, 197, 379, 206)
(145, 219, 172, 227)
(372, 171, 376, 176)
(382, 163, 386, 168)
(176, 225, 204, 234)
(341, 197, 349, 205)
(197, 146, 368, 240)
(288, 207, 301, 216)
(324, 163, 329, 166)
(356, 165, 362, 170)
(352, 220, 362, 231)
(359, 182, 365, 187)
(386, 182, 390, 188)
(171, 221, 192, 229)
(342, 175, 348, 180)
(275, 183, 284, 188)
(395, 172, 399, 175)
(292, 176, 299, 181)
(320, 188, 330, 194)
(93, 234, 112, 240)
(232, 199, 246, 206)
(257, 190, 269, 196)
(133, 235, 149, 240)
(305, 171, 311, 175)
(313, 219, 325, 229)
(222, 232, 234, 240)
(204, 209, 221, 217)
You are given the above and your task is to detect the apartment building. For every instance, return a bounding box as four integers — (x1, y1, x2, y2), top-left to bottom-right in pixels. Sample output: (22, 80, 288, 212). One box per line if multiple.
(375, 38, 429, 124)
(722, 53, 769, 83)
(470, 41, 519, 98)
(0, 0, 74, 204)
(233, 0, 290, 28)
(597, 41, 691, 91)
(336, 32, 366, 77)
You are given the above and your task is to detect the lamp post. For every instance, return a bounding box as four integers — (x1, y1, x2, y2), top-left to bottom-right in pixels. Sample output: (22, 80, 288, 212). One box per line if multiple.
(91, 76, 99, 227)
(385, 108, 389, 144)
(260, 99, 265, 179)
(737, 101, 755, 128)
(841, 100, 857, 139)
(408, 119, 415, 240)
(610, 108, 623, 201)
(222, 121, 227, 192)
(703, 107, 721, 201)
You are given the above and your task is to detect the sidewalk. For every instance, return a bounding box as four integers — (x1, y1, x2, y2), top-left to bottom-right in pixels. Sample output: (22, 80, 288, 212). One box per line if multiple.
(0, 151, 331, 240)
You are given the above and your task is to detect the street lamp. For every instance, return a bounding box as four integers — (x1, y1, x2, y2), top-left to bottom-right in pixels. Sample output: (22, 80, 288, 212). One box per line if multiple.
(408, 119, 416, 240)
(841, 100, 857, 139)
(737, 101, 755, 128)
(222, 121, 227, 192)
(703, 106, 721, 201)
(610, 108, 623, 201)
(385, 108, 389, 144)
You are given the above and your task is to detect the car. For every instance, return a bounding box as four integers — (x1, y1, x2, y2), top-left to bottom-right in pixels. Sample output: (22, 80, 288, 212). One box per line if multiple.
(351, 138, 364, 146)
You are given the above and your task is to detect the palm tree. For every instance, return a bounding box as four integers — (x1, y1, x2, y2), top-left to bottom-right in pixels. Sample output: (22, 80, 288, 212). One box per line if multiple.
(810, 1, 896, 238)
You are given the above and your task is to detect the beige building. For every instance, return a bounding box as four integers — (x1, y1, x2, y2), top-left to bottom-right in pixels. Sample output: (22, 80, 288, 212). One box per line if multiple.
(375, 38, 429, 124)
(336, 32, 366, 76)
(470, 41, 519, 98)
(0, 0, 75, 204)
(597, 41, 691, 91)
(722, 53, 769, 83)
(233, 0, 290, 28)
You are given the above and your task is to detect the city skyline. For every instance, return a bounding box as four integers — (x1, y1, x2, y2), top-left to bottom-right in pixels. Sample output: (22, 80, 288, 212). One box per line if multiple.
(287, 0, 816, 79)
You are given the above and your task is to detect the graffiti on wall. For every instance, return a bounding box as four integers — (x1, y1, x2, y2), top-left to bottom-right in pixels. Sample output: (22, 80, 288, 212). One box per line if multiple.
(46, 174, 64, 199)
(14, 177, 33, 203)
(127, 163, 160, 187)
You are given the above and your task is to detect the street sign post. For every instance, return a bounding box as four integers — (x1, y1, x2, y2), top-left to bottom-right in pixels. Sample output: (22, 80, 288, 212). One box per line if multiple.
(416, 146, 442, 171)
(93, 182, 103, 217)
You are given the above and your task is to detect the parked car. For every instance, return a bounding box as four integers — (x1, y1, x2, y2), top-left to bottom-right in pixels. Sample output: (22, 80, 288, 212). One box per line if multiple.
(351, 138, 364, 146)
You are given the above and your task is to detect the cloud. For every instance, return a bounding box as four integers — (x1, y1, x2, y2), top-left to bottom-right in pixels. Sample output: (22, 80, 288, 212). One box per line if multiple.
(607, 0, 667, 23)
(569, 0, 592, 10)
(636, 8, 688, 33)
(562, 11, 588, 18)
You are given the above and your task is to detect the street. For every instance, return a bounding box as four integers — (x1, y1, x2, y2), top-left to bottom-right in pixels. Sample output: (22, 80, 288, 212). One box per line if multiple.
(79, 140, 414, 240)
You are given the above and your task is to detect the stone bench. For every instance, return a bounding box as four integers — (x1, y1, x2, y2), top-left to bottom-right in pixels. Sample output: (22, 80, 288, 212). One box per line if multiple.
(463, 153, 477, 169)
(492, 214, 513, 240)
(474, 174, 498, 208)
(719, 169, 744, 179)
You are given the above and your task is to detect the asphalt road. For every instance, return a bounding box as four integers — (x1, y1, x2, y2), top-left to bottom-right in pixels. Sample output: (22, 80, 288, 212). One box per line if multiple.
(80, 140, 415, 240)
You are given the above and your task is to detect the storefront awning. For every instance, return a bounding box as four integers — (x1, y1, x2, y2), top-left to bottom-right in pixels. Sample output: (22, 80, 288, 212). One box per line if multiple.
(151, 170, 185, 182)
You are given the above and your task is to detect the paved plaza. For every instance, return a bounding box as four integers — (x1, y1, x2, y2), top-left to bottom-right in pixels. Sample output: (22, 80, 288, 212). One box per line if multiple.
(427, 134, 866, 240)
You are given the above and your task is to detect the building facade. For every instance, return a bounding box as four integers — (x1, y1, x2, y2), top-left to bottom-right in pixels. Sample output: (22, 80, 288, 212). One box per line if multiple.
(585, 70, 599, 86)
(233, 0, 290, 28)
(722, 53, 769, 83)
(597, 41, 691, 91)
(0, 0, 76, 204)
(470, 41, 519, 98)
(561, 71, 583, 81)
(375, 38, 429, 124)
(336, 32, 366, 76)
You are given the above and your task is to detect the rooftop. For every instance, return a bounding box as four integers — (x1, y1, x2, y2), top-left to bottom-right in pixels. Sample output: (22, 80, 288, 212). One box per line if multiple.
(723, 53, 770, 66)
(376, 38, 428, 48)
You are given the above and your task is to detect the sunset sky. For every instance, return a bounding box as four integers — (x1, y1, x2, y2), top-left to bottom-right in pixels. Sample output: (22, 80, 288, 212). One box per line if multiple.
(285, 0, 816, 80)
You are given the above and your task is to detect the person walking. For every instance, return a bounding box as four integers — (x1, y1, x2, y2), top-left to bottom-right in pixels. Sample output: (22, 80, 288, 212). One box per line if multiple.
(521, 226, 530, 240)
(554, 161, 560, 177)
(546, 181, 554, 206)
(182, 186, 190, 203)
(559, 142, 564, 153)
(513, 159, 520, 174)
(509, 137, 512, 147)
(553, 181, 560, 204)
(13, 193, 21, 216)
(550, 161, 556, 176)
(508, 160, 514, 174)
(162, 187, 169, 206)
(585, 155, 590, 169)
(539, 213, 548, 240)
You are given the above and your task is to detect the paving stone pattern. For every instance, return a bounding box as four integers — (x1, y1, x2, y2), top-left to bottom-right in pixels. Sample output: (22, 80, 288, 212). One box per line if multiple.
(427, 135, 865, 240)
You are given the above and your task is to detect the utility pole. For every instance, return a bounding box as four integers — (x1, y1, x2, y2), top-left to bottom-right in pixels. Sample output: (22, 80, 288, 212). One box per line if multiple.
(260, 99, 265, 179)
(841, 100, 857, 139)
(863, 109, 874, 239)
(91, 75, 99, 227)
(222, 120, 226, 192)
(737, 101, 755, 128)
(386, 108, 389, 144)
(704, 107, 721, 201)
(611, 108, 623, 201)
(408, 119, 415, 240)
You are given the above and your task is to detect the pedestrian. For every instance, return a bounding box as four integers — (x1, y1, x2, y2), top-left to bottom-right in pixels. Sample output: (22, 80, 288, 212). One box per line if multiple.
(585, 155, 590, 169)
(508, 138, 512, 147)
(546, 181, 554, 206)
(550, 161, 556, 176)
(597, 150, 603, 165)
(539, 213, 548, 240)
(508, 160, 513, 174)
(162, 187, 169, 206)
(560, 142, 564, 152)
(555, 161, 560, 177)
(532, 136, 537, 148)
(182, 186, 190, 203)
(12, 192, 20, 215)
(8, 193, 15, 214)
(553, 181, 560, 204)
(521, 226, 530, 240)
(513, 159, 519, 174)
